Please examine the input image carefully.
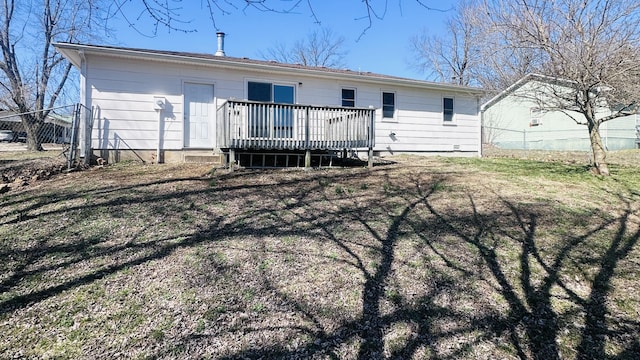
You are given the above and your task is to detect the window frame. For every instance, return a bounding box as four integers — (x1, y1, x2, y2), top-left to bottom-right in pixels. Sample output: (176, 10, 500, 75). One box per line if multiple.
(382, 91, 396, 120)
(246, 80, 297, 138)
(341, 88, 356, 108)
(247, 80, 296, 104)
(530, 107, 543, 126)
(443, 96, 455, 123)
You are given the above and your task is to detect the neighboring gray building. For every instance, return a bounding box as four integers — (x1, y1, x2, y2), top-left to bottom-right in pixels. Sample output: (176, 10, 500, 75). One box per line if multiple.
(482, 74, 639, 151)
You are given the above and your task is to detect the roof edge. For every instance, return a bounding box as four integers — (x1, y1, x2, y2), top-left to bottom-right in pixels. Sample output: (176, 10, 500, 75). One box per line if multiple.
(53, 42, 484, 96)
(481, 73, 577, 111)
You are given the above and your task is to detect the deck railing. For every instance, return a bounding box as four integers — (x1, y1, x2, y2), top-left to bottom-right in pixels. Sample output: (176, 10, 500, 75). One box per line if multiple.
(216, 100, 375, 150)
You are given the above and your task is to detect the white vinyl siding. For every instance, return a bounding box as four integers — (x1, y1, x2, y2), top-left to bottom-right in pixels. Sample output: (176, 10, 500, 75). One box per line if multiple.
(374, 90, 479, 153)
(84, 53, 481, 155)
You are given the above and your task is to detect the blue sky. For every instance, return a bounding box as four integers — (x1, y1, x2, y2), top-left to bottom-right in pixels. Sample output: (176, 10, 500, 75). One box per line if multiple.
(105, 1, 454, 80)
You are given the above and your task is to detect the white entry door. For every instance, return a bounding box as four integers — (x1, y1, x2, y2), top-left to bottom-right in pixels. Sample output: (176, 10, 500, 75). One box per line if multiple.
(184, 83, 214, 148)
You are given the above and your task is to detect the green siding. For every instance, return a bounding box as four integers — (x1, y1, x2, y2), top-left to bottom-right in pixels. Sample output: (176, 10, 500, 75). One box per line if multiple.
(483, 82, 638, 151)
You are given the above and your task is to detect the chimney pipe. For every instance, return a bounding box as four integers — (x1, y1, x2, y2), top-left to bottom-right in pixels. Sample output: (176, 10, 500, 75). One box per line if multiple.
(215, 32, 226, 56)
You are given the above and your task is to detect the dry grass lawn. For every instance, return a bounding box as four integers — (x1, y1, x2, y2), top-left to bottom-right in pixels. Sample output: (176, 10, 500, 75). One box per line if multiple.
(1, 150, 639, 359)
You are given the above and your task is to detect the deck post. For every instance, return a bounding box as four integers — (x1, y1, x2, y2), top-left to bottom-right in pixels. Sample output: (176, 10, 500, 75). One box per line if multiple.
(368, 107, 375, 168)
(228, 149, 236, 172)
(305, 107, 310, 149)
(305, 149, 311, 168)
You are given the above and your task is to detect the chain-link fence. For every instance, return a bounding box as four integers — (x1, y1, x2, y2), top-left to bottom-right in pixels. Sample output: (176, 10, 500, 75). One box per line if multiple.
(0, 104, 92, 169)
(483, 126, 640, 151)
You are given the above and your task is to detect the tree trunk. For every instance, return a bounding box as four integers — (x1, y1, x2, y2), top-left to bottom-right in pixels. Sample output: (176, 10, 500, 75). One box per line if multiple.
(587, 122, 609, 176)
(22, 114, 44, 152)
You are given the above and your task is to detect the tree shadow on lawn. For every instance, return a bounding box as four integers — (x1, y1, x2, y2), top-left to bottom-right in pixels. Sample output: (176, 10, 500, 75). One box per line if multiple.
(211, 177, 639, 359)
(0, 167, 391, 312)
(411, 188, 640, 360)
(147, 172, 639, 359)
(1, 165, 639, 359)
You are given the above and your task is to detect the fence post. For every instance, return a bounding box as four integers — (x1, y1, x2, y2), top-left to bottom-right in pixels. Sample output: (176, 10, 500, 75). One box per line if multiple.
(523, 128, 527, 151)
(83, 106, 93, 165)
(67, 104, 79, 169)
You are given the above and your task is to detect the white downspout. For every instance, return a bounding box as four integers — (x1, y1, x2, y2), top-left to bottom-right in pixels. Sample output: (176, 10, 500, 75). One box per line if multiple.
(157, 111, 162, 164)
(79, 51, 86, 112)
(154, 97, 166, 163)
(478, 96, 484, 158)
(78, 50, 92, 165)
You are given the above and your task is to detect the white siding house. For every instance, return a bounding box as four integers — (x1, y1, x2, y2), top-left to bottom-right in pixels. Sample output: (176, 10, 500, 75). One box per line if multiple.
(482, 74, 639, 151)
(54, 41, 484, 165)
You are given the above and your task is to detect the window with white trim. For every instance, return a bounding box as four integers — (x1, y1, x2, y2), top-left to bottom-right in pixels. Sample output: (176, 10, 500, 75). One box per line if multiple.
(382, 92, 395, 119)
(342, 88, 355, 107)
(247, 81, 295, 138)
(443, 97, 454, 122)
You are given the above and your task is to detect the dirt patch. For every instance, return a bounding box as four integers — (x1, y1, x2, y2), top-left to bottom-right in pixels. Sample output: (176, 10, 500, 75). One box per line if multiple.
(0, 156, 69, 191)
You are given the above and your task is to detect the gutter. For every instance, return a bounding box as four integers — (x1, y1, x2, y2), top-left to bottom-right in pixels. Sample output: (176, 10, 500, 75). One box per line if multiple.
(79, 50, 89, 163)
(478, 96, 483, 158)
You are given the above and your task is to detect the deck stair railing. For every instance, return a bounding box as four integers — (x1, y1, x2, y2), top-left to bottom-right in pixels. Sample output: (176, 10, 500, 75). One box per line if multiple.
(216, 100, 375, 151)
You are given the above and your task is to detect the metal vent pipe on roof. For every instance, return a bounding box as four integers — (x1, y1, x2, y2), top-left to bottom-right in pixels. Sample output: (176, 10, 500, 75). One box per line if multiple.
(215, 32, 225, 56)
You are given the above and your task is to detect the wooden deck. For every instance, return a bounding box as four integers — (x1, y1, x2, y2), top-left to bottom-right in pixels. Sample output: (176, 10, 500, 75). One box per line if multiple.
(216, 100, 375, 151)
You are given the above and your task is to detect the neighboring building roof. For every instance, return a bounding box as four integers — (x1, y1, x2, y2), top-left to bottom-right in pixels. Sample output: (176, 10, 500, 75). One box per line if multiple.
(0, 109, 70, 125)
(53, 42, 484, 96)
(48, 113, 73, 125)
(480, 73, 576, 112)
(481, 73, 635, 116)
(0, 110, 22, 122)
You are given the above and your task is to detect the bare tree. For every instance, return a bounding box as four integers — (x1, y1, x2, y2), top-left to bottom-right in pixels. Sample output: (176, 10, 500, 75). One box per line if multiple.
(418, 0, 640, 174)
(0, 0, 102, 151)
(483, 0, 640, 175)
(474, 46, 544, 94)
(411, 3, 481, 86)
(259, 27, 347, 68)
(411, 1, 544, 92)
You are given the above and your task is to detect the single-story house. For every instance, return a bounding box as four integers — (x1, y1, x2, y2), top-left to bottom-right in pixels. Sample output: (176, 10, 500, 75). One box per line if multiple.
(54, 34, 484, 166)
(0, 109, 72, 144)
(481, 74, 639, 151)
